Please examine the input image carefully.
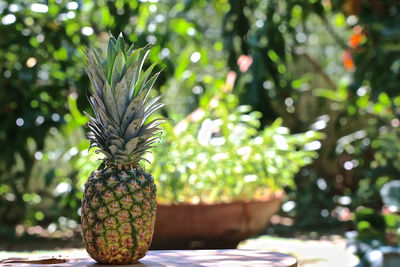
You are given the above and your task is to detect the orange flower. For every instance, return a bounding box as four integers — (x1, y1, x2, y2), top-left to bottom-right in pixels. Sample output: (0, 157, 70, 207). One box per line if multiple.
(342, 50, 355, 71)
(349, 25, 365, 48)
(349, 33, 363, 48)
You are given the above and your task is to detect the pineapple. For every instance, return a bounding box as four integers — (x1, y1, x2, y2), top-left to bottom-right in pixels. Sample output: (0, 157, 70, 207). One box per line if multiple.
(80, 34, 164, 264)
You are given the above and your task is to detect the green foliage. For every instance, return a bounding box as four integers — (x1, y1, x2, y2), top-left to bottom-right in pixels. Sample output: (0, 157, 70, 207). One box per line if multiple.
(384, 212, 400, 246)
(0, 0, 228, 228)
(0, 0, 90, 227)
(351, 1, 400, 98)
(381, 181, 400, 210)
(222, 0, 400, 229)
(221, 0, 357, 227)
(350, 119, 400, 210)
(355, 208, 386, 241)
(354, 206, 400, 247)
(1, 0, 400, 235)
(149, 93, 323, 204)
(287, 169, 341, 228)
(0, 93, 99, 231)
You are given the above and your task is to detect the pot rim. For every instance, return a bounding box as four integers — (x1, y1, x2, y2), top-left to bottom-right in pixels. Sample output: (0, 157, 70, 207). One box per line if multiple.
(157, 191, 284, 207)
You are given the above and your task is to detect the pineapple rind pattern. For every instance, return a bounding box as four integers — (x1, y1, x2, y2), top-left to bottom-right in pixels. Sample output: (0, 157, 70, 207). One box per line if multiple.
(81, 168, 157, 264)
(81, 34, 164, 264)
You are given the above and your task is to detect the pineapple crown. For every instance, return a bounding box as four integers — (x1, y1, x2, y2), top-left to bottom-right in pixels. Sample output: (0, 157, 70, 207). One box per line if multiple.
(83, 33, 165, 168)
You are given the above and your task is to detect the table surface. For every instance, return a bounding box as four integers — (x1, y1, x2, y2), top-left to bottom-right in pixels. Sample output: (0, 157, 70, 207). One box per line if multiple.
(1, 249, 297, 267)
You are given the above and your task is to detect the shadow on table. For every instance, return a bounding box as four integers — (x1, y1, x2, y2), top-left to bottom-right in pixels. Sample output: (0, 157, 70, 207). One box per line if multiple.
(1, 249, 297, 266)
(92, 250, 297, 267)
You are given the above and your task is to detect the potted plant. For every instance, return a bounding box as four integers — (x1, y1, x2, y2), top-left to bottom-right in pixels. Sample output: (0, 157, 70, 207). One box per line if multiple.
(347, 180, 400, 266)
(148, 92, 323, 249)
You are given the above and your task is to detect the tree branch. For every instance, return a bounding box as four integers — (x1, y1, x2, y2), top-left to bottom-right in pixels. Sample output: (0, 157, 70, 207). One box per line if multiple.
(295, 47, 337, 90)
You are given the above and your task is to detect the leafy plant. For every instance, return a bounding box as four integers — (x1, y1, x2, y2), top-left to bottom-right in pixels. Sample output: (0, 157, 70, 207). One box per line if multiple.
(355, 207, 386, 242)
(0, 94, 99, 235)
(149, 93, 323, 204)
(350, 206, 400, 265)
(0, 0, 229, 230)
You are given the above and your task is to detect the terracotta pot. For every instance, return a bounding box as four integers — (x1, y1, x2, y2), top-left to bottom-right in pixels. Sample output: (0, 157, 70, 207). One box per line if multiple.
(150, 197, 282, 249)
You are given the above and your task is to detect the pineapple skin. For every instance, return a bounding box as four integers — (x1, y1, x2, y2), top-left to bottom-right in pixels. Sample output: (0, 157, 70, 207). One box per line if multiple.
(81, 167, 157, 264)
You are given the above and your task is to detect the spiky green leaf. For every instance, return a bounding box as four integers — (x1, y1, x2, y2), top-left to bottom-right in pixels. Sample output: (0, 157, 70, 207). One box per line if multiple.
(103, 82, 120, 122)
(132, 44, 152, 97)
(114, 76, 130, 120)
(123, 118, 143, 141)
(107, 38, 117, 82)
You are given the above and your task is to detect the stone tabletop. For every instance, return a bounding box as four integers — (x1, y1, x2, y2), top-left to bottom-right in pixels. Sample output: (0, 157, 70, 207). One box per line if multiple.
(1, 249, 297, 267)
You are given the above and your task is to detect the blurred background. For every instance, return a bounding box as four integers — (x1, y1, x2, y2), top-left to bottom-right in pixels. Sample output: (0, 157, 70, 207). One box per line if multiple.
(0, 0, 400, 265)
